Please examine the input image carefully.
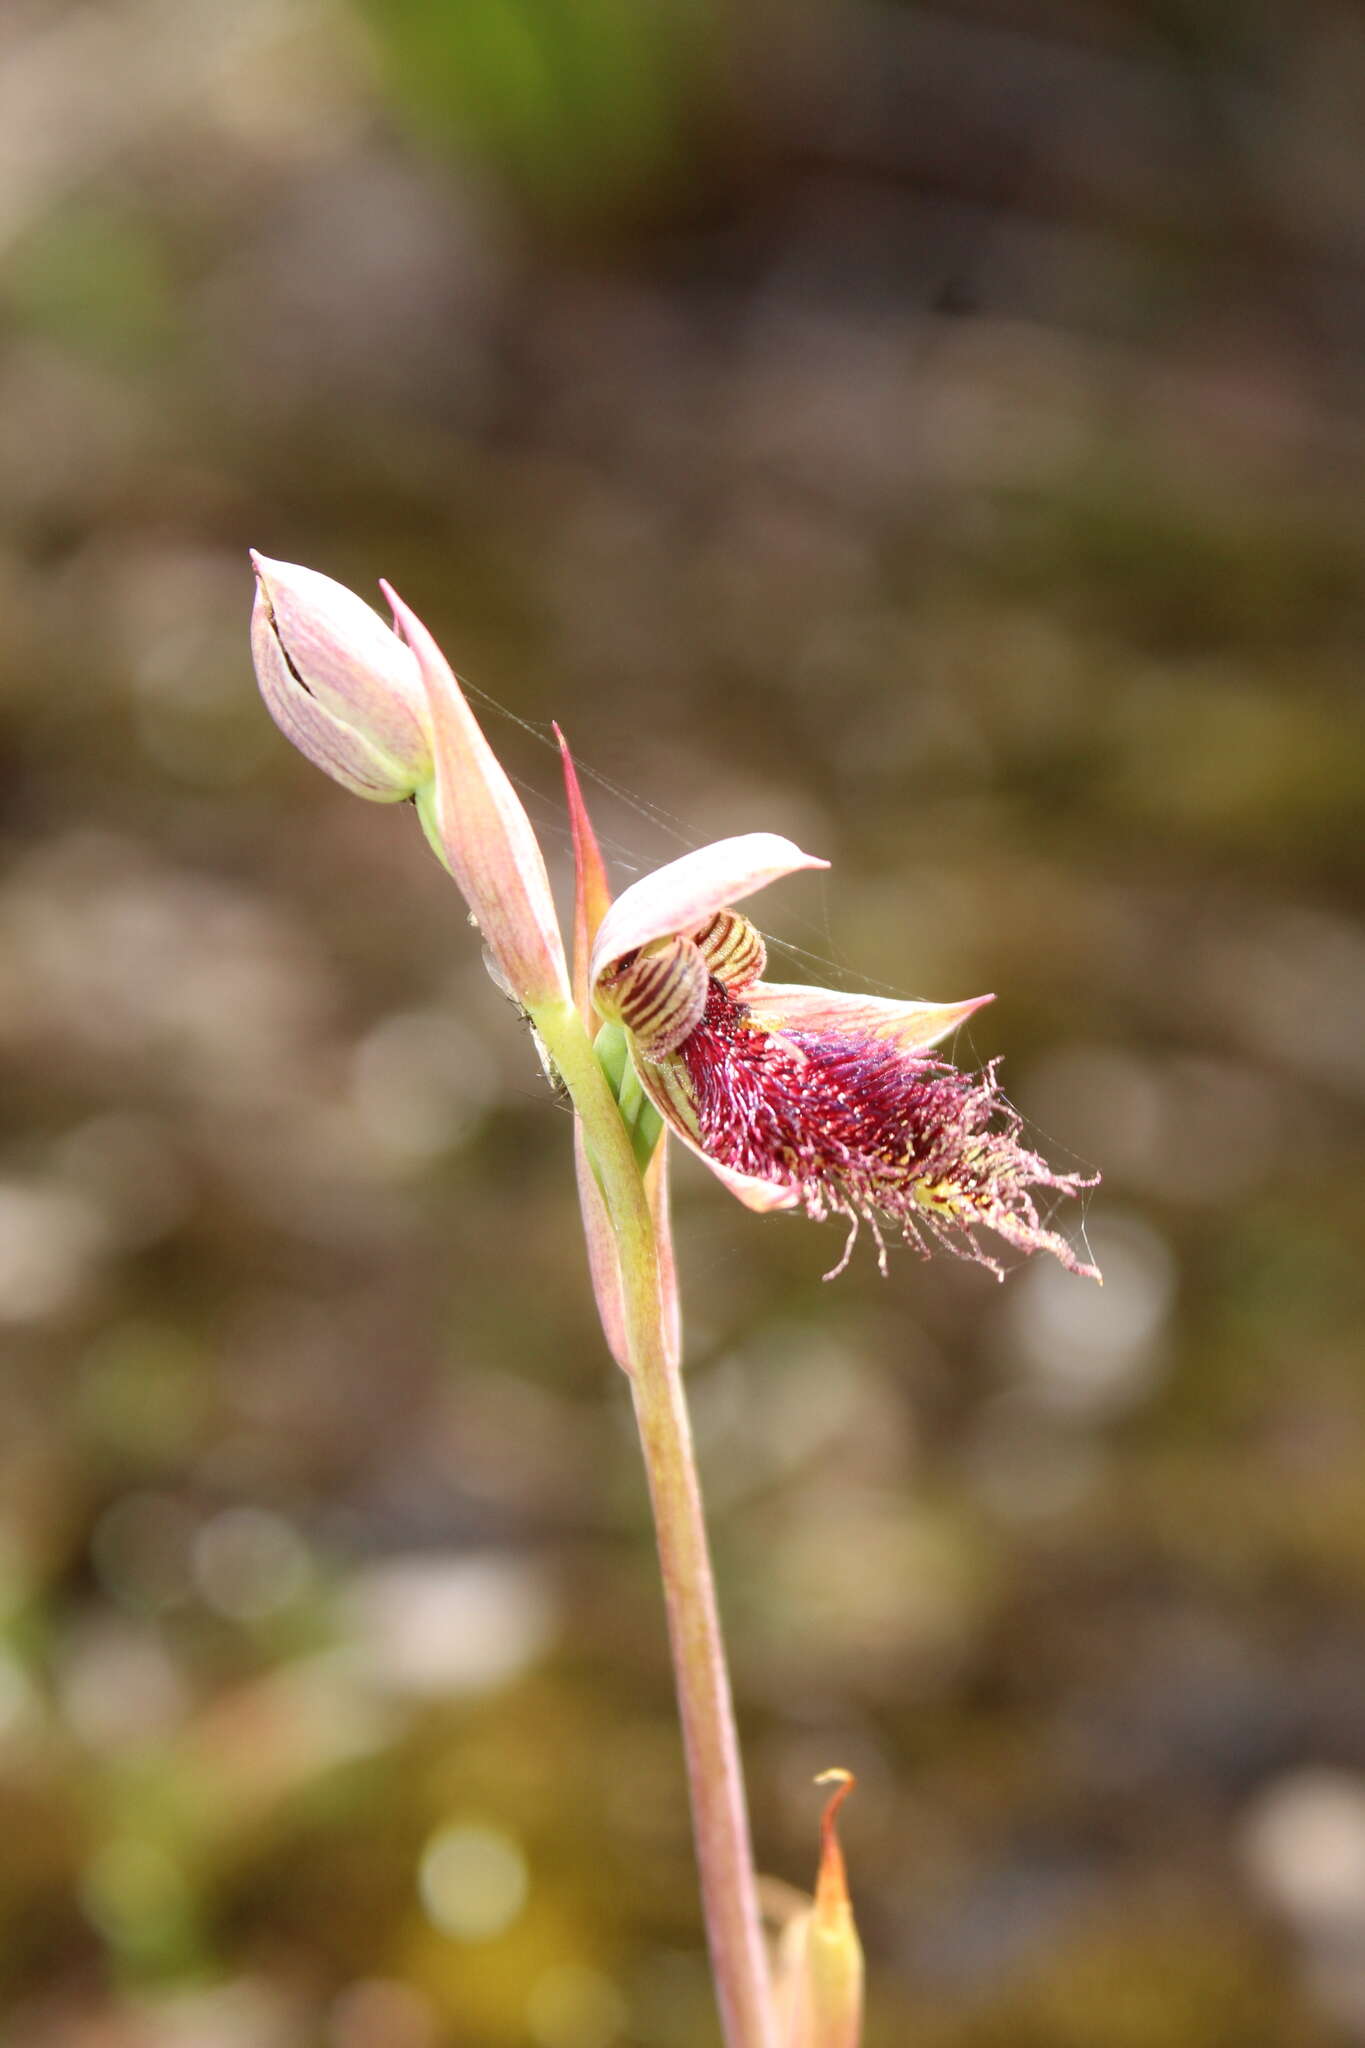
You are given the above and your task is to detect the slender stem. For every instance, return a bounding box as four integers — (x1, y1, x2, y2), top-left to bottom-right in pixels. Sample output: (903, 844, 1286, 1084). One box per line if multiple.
(535, 1000, 776, 2048)
(627, 1331, 775, 2048)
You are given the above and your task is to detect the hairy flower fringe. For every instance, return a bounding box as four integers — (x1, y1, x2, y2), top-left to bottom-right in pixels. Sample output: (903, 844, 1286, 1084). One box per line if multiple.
(678, 980, 1098, 1281)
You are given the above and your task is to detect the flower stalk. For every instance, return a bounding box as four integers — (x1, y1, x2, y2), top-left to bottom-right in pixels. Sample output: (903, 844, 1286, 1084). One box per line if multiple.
(525, 996, 775, 2047)
(546, 736, 773, 2047)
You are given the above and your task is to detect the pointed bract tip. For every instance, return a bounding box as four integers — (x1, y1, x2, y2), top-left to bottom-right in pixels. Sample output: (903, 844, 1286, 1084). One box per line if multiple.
(378, 576, 416, 646)
(555, 724, 614, 1021)
(814, 1770, 855, 1913)
(776, 1765, 863, 2048)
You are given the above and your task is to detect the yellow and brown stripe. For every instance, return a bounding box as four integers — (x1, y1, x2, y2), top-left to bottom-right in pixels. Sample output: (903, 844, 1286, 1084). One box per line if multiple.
(693, 909, 766, 992)
(597, 934, 709, 1059)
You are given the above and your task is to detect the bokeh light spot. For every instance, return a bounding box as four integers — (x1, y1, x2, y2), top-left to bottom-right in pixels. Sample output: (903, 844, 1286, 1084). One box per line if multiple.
(79, 1836, 194, 1959)
(999, 1210, 1176, 1416)
(418, 1821, 528, 1942)
(192, 1504, 312, 1621)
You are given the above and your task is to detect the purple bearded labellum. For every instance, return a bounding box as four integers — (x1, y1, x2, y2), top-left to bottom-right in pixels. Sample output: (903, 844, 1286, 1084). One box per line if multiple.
(591, 838, 1100, 1282)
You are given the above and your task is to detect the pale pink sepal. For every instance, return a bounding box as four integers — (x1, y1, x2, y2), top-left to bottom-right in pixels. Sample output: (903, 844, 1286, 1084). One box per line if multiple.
(645, 1137, 682, 1368)
(574, 1122, 632, 1373)
(573, 1107, 684, 1375)
(383, 583, 570, 1010)
(591, 834, 828, 985)
(627, 1048, 801, 1215)
(705, 1156, 802, 1213)
(745, 985, 995, 1052)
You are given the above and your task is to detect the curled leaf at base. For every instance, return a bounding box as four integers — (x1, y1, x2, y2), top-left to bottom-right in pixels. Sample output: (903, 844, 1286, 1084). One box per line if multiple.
(775, 1771, 864, 2048)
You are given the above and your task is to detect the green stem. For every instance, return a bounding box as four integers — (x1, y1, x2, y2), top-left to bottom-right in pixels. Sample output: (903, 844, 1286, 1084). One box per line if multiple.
(534, 999, 776, 2048)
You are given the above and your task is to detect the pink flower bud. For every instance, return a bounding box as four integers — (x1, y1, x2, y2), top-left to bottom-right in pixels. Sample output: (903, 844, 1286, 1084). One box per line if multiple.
(250, 553, 433, 801)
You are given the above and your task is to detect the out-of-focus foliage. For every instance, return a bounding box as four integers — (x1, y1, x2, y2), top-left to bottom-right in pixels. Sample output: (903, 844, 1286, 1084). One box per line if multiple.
(1, 1, 1364, 2044)
(352, 0, 734, 223)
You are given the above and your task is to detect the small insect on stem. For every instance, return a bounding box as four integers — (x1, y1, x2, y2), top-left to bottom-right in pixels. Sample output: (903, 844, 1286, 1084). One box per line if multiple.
(483, 948, 566, 1096)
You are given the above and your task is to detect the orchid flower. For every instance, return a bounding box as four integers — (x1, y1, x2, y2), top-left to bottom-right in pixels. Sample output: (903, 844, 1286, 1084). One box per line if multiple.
(248, 553, 1095, 1296)
(591, 835, 1099, 1281)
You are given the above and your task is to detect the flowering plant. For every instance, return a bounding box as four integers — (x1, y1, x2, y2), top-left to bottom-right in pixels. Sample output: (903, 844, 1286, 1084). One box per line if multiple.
(250, 553, 1098, 2047)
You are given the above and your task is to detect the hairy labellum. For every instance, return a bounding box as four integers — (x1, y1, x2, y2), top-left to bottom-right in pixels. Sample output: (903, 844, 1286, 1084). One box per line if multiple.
(587, 834, 1099, 1283)
(673, 978, 1097, 1280)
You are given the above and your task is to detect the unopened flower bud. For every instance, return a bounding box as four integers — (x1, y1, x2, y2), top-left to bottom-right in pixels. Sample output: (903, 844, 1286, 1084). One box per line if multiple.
(250, 552, 433, 801)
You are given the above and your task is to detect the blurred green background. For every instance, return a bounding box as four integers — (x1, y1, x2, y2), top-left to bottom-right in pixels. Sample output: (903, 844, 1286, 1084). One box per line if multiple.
(2, 1, 1364, 2043)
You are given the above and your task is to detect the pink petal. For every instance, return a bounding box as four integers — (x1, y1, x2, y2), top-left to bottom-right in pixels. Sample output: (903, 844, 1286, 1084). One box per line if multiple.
(745, 985, 995, 1052)
(626, 1045, 801, 1213)
(383, 583, 570, 1010)
(591, 834, 828, 985)
(703, 1156, 803, 1213)
(574, 1122, 631, 1373)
